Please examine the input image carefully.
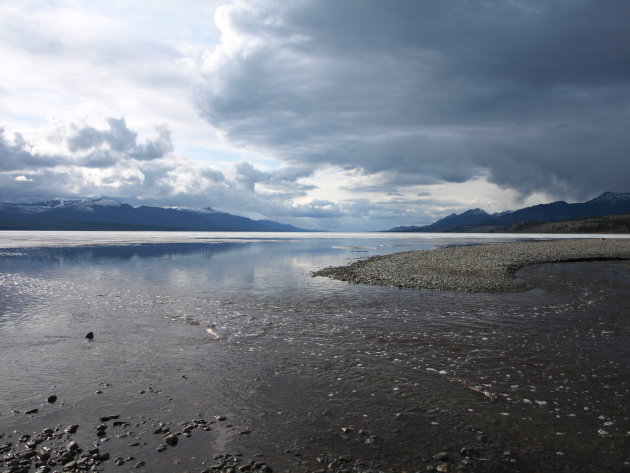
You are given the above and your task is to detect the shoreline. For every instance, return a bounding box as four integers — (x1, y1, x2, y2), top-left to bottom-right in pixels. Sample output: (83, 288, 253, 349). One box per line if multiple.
(312, 238, 630, 292)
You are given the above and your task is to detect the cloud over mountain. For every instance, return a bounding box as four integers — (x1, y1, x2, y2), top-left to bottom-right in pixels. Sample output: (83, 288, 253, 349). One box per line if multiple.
(1, 0, 629, 230)
(0, 118, 334, 225)
(194, 0, 630, 200)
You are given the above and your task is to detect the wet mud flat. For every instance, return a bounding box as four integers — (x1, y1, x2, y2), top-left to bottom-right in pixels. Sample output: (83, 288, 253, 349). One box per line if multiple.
(1, 242, 629, 473)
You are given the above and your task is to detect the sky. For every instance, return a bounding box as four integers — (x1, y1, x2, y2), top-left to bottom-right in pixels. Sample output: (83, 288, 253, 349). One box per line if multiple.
(1, 0, 628, 231)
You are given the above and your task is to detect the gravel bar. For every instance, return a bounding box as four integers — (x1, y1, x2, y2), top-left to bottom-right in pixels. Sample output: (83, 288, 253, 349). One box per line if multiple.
(312, 238, 630, 292)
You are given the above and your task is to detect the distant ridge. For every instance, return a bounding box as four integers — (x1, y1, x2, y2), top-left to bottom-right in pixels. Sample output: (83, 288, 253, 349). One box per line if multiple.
(388, 191, 630, 233)
(0, 198, 309, 232)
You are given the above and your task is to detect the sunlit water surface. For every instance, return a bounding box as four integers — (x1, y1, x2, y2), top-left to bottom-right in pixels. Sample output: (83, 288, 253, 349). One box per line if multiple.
(0, 232, 628, 472)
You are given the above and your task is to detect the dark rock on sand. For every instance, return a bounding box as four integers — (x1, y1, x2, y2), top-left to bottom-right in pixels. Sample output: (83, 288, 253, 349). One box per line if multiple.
(164, 433, 178, 446)
(64, 425, 78, 434)
(433, 452, 449, 461)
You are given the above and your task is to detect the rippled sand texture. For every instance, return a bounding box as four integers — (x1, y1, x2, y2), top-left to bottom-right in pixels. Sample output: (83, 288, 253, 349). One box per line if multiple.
(313, 238, 630, 292)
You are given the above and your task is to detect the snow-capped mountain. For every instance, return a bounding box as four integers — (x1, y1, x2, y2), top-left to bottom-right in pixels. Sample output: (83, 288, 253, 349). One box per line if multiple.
(586, 191, 630, 204)
(389, 191, 630, 232)
(0, 198, 307, 232)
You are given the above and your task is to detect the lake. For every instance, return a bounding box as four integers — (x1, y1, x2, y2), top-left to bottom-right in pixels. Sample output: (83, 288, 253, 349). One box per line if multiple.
(0, 231, 628, 472)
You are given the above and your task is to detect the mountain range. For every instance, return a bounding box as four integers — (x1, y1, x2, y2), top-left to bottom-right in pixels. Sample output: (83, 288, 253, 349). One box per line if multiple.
(0, 198, 307, 232)
(389, 191, 630, 233)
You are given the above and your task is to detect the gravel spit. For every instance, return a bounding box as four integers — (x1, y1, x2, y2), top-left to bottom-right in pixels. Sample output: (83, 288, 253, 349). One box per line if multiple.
(312, 238, 630, 292)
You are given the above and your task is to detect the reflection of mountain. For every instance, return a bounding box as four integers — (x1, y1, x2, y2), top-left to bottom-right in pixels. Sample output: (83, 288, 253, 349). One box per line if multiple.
(389, 191, 630, 233)
(26, 242, 251, 263)
(0, 198, 307, 232)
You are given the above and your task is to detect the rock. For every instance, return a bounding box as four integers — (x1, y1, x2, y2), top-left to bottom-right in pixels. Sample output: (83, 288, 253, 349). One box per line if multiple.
(25, 408, 38, 415)
(433, 452, 449, 461)
(460, 447, 479, 457)
(115, 457, 125, 466)
(46, 395, 57, 404)
(38, 451, 51, 462)
(67, 441, 80, 451)
(85, 332, 94, 340)
(135, 460, 145, 468)
(164, 434, 178, 446)
(65, 425, 79, 434)
(156, 444, 168, 452)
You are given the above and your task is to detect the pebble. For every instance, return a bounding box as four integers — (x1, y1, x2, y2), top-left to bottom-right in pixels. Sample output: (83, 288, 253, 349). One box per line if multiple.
(65, 425, 79, 434)
(164, 434, 178, 446)
(46, 395, 57, 403)
(313, 239, 630, 292)
(433, 452, 449, 461)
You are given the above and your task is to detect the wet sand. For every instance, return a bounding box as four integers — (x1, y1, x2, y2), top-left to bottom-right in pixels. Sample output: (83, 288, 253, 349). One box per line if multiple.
(313, 238, 630, 291)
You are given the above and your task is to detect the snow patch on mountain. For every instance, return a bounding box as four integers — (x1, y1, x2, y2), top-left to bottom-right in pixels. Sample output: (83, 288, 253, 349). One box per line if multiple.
(587, 191, 630, 204)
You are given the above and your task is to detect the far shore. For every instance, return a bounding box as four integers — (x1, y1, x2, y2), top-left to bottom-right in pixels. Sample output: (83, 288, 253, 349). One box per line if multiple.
(313, 238, 630, 292)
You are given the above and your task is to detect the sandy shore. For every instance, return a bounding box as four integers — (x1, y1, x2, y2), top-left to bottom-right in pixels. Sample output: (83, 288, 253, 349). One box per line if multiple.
(313, 238, 630, 292)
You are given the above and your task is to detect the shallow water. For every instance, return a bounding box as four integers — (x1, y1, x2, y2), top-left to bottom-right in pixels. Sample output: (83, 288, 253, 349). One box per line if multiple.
(0, 233, 629, 472)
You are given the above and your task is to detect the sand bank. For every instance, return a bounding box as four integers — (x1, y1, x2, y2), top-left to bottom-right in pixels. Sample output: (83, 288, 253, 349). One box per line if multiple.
(313, 238, 630, 292)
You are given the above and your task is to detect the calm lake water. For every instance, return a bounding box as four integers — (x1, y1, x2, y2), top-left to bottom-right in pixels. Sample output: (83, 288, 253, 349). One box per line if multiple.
(0, 232, 629, 473)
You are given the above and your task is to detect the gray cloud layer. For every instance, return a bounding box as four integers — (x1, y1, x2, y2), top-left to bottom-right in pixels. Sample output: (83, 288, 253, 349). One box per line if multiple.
(0, 118, 337, 226)
(195, 0, 630, 200)
(1, 119, 173, 173)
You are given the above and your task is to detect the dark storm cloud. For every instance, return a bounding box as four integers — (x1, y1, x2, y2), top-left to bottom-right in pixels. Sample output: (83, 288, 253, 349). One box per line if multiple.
(195, 0, 630, 199)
